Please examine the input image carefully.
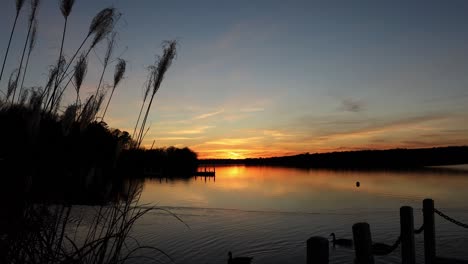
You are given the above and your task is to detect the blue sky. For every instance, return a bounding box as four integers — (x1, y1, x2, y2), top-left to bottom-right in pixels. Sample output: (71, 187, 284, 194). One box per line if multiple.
(1, 0, 468, 158)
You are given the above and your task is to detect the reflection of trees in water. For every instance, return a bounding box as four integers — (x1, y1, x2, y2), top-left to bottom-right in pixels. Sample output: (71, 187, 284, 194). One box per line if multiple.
(0, 174, 174, 263)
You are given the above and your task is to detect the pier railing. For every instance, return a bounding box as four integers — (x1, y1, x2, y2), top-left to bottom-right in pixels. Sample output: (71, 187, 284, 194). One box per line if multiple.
(307, 199, 468, 264)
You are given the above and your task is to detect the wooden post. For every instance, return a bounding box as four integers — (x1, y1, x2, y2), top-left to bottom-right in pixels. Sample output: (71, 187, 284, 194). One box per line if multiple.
(423, 199, 435, 264)
(307, 236, 329, 264)
(353, 222, 374, 264)
(400, 206, 416, 264)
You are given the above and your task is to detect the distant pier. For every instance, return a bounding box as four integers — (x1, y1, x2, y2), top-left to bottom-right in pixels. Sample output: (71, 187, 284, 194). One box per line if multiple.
(193, 166, 216, 176)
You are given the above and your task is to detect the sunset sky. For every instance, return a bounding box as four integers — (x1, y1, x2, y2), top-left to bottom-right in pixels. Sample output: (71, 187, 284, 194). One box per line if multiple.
(1, 0, 468, 159)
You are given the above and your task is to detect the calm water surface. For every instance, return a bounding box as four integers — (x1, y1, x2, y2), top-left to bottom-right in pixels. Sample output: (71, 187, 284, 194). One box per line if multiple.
(130, 165, 468, 264)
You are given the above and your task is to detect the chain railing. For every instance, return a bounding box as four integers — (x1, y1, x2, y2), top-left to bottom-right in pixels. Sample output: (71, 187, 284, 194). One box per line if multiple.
(372, 236, 401, 256)
(414, 223, 424, 234)
(434, 208, 468, 229)
(311, 201, 468, 264)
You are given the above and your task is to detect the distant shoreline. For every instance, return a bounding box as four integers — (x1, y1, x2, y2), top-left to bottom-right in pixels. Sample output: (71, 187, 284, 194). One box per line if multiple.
(199, 146, 468, 169)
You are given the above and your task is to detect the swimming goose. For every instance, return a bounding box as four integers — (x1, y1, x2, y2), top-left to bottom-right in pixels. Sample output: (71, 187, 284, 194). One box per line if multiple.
(228, 251, 253, 264)
(330, 233, 353, 247)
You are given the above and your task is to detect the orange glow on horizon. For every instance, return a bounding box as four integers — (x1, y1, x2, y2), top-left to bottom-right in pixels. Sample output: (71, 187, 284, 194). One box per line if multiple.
(191, 143, 468, 159)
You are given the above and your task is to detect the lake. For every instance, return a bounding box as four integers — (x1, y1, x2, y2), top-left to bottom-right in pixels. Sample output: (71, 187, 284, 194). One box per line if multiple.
(128, 165, 468, 264)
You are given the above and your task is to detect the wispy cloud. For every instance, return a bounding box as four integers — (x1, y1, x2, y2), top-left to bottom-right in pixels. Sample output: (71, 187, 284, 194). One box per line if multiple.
(158, 137, 203, 141)
(263, 130, 293, 138)
(315, 113, 449, 141)
(193, 109, 224, 120)
(205, 137, 263, 146)
(240, 107, 264, 113)
(167, 126, 214, 135)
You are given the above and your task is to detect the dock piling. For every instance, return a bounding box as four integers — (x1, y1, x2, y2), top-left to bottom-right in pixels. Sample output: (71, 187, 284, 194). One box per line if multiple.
(400, 206, 416, 264)
(307, 236, 329, 264)
(352, 222, 374, 264)
(423, 199, 436, 264)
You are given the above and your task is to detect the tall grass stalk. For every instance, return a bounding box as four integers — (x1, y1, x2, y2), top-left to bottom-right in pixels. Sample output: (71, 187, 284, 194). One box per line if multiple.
(136, 41, 177, 148)
(11, 0, 40, 103)
(40, 59, 62, 108)
(0, 0, 26, 82)
(94, 32, 116, 104)
(102, 58, 126, 121)
(132, 65, 155, 140)
(17, 19, 37, 102)
(52, 0, 75, 102)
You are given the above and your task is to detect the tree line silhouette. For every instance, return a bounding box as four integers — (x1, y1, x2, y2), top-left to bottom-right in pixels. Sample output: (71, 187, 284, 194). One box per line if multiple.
(202, 146, 468, 169)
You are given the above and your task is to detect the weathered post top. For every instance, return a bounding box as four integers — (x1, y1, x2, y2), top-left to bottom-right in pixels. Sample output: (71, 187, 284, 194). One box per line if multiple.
(423, 198, 435, 264)
(400, 206, 416, 264)
(307, 236, 329, 264)
(352, 222, 374, 264)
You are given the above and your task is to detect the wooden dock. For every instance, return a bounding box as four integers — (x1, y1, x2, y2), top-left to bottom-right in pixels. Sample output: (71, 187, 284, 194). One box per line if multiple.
(142, 166, 216, 177)
(193, 166, 215, 176)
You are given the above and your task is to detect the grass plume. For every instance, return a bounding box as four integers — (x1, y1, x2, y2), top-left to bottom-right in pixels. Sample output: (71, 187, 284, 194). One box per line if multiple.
(73, 53, 88, 105)
(6, 69, 19, 101)
(60, 0, 75, 18)
(47, 7, 118, 112)
(102, 58, 126, 121)
(136, 41, 177, 147)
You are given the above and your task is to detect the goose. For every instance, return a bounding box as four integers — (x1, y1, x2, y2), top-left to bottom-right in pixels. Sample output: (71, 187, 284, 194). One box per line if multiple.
(228, 251, 253, 264)
(330, 233, 353, 247)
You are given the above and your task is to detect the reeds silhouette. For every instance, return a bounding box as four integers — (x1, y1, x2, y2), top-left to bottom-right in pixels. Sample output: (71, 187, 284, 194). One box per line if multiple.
(132, 65, 156, 141)
(18, 18, 38, 100)
(0, 0, 26, 81)
(73, 53, 88, 106)
(52, 0, 75, 106)
(0, 2, 188, 262)
(45, 7, 118, 113)
(1, 177, 178, 264)
(102, 58, 126, 121)
(135, 41, 177, 148)
(11, 0, 40, 103)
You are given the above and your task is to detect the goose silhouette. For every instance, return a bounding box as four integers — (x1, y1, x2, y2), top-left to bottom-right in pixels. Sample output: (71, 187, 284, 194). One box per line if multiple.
(228, 251, 253, 264)
(330, 233, 353, 247)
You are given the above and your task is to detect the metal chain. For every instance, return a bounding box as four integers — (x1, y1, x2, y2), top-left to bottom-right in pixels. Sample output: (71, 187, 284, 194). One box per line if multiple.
(434, 208, 468, 229)
(414, 224, 424, 234)
(372, 236, 401, 256)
